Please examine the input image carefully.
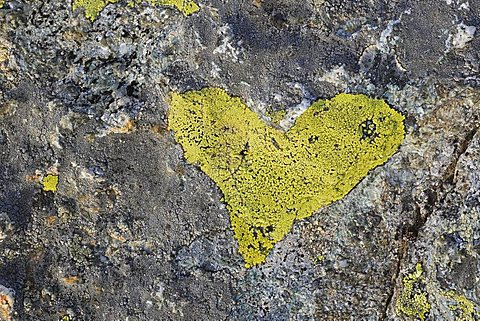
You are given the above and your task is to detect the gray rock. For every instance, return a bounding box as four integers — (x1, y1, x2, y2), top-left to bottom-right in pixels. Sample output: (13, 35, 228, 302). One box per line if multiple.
(0, 0, 479, 320)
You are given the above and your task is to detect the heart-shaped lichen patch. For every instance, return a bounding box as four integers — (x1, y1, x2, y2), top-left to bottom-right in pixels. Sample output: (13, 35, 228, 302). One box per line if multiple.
(168, 88, 404, 267)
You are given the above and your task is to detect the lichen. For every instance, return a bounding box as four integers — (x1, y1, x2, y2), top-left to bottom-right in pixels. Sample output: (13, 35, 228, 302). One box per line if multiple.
(266, 109, 287, 126)
(72, 0, 199, 21)
(41, 174, 59, 192)
(167, 87, 405, 267)
(313, 254, 325, 265)
(155, 0, 199, 15)
(72, 0, 118, 20)
(395, 263, 431, 321)
(0, 0, 5, 8)
(443, 290, 478, 321)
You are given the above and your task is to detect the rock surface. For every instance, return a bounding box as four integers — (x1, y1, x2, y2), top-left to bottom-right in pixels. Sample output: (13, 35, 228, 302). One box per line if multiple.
(0, 0, 479, 320)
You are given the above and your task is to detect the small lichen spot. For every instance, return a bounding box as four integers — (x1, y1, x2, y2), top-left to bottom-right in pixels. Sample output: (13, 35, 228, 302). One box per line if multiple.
(60, 315, 72, 321)
(42, 174, 59, 192)
(168, 88, 405, 267)
(313, 255, 325, 265)
(73, 0, 199, 21)
(443, 290, 478, 321)
(395, 263, 431, 321)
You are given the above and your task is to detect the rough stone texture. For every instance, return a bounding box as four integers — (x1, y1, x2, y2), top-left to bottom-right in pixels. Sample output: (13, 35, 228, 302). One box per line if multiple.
(0, 0, 479, 320)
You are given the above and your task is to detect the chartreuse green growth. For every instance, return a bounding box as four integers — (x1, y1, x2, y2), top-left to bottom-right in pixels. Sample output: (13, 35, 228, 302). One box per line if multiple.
(72, 0, 199, 21)
(42, 174, 59, 192)
(168, 88, 404, 267)
(396, 263, 431, 321)
(443, 290, 478, 321)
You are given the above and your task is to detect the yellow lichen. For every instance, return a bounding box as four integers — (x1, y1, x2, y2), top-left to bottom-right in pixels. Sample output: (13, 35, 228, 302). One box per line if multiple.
(155, 0, 200, 15)
(168, 88, 405, 267)
(72, 0, 118, 20)
(0, 0, 5, 8)
(396, 263, 431, 321)
(443, 290, 478, 321)
(313, 254, 325, 265)
(73, 0, 199, 21)
(266, 109, 287, 126)
(41, 174, 59, 192)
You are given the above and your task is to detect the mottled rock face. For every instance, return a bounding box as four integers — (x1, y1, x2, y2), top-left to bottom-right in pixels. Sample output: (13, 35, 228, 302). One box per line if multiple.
(0, 0, 479, 321)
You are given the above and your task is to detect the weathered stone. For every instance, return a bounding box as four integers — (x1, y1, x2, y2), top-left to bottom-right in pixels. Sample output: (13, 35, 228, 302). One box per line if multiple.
(0, 0, 479, 320)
